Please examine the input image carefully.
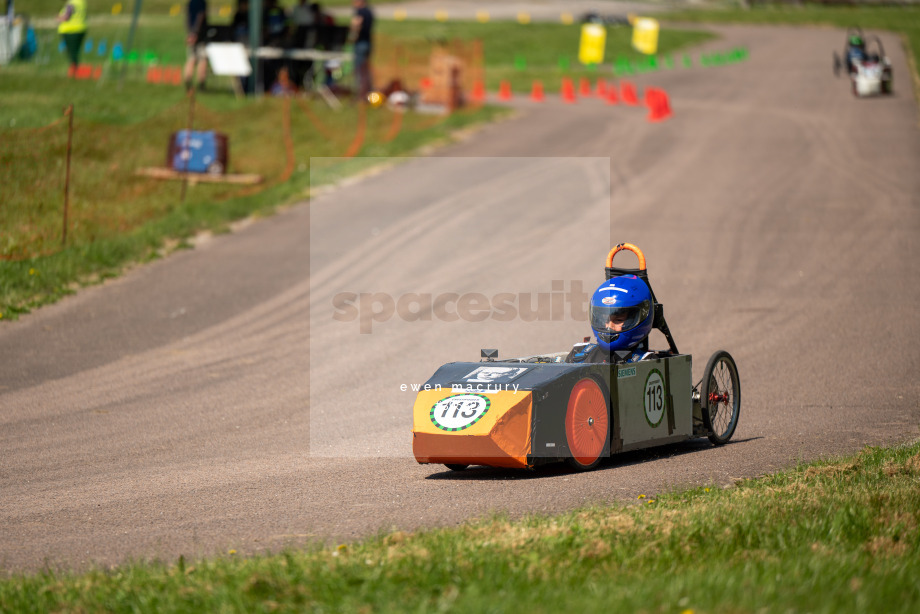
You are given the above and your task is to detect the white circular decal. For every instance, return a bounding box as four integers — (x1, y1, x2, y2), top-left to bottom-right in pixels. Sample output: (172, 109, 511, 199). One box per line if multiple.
(430, 394, 491, 431)
(643, 369, 665, 427)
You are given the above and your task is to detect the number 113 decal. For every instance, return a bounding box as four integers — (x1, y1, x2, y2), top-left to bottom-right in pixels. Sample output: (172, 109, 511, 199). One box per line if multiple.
(644, 369, 666, 428)
(430, 394, 491, 432)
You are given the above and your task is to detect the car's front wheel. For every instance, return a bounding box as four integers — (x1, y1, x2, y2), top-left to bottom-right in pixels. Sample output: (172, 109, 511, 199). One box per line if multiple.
(564, 378, 609, 471)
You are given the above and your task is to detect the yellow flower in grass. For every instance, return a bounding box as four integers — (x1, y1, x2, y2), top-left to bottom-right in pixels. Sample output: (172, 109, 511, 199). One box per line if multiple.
(638, 494, 645, 499)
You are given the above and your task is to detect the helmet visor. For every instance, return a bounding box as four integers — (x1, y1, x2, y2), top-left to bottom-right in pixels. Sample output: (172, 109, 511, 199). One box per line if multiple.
(590, 301, 651, 334)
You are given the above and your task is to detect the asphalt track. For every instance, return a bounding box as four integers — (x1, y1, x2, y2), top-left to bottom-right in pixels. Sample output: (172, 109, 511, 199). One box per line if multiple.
(2, 22, 919, 572)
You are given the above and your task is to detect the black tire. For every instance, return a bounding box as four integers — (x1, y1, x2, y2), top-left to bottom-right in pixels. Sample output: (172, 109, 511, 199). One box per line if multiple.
(701, 351, 740, 446)
(882, 71, 893, 95)
(444, 463, 469, 471)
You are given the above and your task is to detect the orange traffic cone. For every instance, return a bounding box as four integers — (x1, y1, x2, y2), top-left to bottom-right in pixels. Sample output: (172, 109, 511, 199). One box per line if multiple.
(605, 86, 619, 105)
(660, 90, 672, 118)
(170, 67, 184, 86)
(579, 76, 592, 97)
(561, 77, 576, 103)
(498, 80, 512, 100)
(646, 87, 672, 122)
(470, 79, 486, 103)
(596, 79, 608, 98)
(621, 81, 638, 105)
(75, 65, 92, 79)
(530, 80, 545, 102)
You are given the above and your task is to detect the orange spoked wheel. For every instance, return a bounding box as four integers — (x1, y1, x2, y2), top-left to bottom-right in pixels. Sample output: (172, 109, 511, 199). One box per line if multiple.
(565, 378, 609, 471)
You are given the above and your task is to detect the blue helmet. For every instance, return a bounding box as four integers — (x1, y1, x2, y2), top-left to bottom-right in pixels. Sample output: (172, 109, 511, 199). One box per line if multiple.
(590, 275, 654, 351)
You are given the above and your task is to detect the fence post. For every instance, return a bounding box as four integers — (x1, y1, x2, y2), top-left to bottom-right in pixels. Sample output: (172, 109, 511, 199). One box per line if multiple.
(62, 104, 74, 247)
(180, 87, 197, 203)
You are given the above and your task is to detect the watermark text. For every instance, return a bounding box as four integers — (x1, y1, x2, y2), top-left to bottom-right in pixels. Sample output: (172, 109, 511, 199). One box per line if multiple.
(333, 280, 590, 333)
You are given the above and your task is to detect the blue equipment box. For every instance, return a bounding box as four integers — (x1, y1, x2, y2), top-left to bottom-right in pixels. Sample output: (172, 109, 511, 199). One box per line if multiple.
(168, 130, 228, 174)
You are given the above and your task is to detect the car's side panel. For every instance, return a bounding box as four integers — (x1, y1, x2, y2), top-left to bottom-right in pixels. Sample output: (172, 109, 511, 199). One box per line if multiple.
(528, 365, 612, 464)
(614, 355, 693, 449)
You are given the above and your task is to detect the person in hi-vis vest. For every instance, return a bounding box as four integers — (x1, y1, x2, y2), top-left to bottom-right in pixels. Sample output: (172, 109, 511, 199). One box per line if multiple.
(57, 0, 87, 75)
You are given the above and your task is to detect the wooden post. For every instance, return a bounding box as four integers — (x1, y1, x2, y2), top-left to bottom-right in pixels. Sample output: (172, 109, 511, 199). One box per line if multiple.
(119, 0, 145, 90)
(62, 104, 74, 247)
(473, 39, 484, 93)
(391, 44, 400, 88)
(179, 86, 196, 203)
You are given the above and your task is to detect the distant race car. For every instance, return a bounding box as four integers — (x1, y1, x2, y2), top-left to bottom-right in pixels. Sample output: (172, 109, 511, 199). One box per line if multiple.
(412, 244, 741, 473)
(834, 27, 893, 97)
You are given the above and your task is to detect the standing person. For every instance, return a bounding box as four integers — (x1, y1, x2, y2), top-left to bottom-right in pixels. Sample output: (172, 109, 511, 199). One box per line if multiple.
(184, 0, 208, 92)
(57, 0, 87, 77)
(349, 0, 374, 99)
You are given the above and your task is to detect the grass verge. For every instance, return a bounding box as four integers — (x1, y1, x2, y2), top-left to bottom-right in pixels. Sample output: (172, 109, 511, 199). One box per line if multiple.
(2, 440, 919, 612)
(0, 99, 507, 319)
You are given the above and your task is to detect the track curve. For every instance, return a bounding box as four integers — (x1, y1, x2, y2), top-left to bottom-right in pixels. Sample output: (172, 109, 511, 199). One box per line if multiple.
(1, 24, 918, 572)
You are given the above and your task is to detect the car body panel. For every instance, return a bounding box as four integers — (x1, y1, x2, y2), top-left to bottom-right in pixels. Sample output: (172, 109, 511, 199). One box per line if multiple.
(411, 355, 696, 469)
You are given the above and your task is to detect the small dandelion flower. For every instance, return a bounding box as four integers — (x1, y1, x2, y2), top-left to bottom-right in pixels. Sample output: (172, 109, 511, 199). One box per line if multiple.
(0, 313, 4, 320)
(705, 488, 710, 492)
(29, 268, 35, 276)
(228, 549, 237, 555)
(337, 544, 347, 552)
(638, 494, 645, 499)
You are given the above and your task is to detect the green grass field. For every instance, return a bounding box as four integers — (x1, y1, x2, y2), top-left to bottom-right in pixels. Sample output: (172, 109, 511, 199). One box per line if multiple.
(0, 18, 713, 319)
(2, 441, 918, 612)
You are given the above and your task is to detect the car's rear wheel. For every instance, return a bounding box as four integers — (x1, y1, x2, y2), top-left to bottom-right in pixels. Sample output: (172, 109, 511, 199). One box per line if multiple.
(444, 463, 469, 471)
(701, 351, 741, 446)
(882, 71, 893, 94)
(564, 378, 609, 471)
